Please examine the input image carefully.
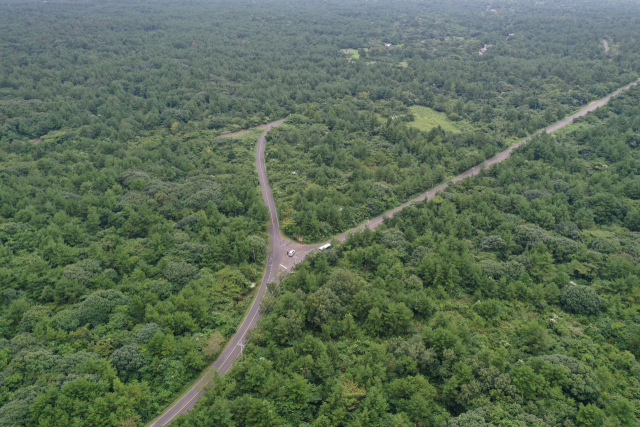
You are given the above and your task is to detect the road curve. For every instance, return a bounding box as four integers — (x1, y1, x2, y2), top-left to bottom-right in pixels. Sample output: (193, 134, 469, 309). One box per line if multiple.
(148, 81, 637, 426)
(148, 120, 286, 427)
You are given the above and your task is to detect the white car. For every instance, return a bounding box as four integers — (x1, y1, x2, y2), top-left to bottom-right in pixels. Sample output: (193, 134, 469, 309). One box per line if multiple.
(287, 250, 296, 257)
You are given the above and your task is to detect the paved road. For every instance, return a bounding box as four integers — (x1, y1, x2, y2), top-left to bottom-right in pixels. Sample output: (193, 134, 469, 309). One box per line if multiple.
(148, 80, 637, 426)
(279, 79, 639, 263)
(148, 120, 286, 427)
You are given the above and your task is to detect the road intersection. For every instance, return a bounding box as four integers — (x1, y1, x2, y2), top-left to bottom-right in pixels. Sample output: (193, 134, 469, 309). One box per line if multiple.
(148, 79, 637, 426)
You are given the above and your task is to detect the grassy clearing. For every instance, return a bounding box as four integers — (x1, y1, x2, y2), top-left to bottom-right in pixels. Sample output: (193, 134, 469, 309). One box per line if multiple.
(407, 105, 467, 133)
(340, 48, 367, 59)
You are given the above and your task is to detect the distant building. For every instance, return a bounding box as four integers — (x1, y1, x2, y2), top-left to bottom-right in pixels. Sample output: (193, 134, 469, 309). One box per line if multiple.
(384, 43, 392, 48)
(344, 49, 350, 54)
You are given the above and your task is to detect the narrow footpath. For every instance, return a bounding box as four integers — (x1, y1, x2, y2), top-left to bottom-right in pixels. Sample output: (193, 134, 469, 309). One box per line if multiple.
(148, 80, 637, 426)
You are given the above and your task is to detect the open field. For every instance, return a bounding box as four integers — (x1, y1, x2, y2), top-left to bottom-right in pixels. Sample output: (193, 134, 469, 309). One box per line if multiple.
(407, 105, 468, 133)
(340, 48, 366, 59)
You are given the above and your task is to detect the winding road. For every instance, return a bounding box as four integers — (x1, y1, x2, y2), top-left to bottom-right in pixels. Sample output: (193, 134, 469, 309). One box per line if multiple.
(148, 80, 637, 426)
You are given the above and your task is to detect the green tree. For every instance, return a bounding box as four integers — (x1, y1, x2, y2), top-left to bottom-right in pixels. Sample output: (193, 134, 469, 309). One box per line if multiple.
(560, 285, 602, 316)
(77, 289, 130, 327)
(576, 403, 605, 427)
(109, 344, 145, 378)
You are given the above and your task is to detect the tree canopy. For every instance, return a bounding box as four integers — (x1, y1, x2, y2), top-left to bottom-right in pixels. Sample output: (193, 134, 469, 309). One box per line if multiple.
(2, 0, 640, 425)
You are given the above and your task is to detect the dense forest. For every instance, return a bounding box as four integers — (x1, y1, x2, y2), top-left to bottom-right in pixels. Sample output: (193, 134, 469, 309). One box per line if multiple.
(1, 0, 640, 425)
(176, 84, 640, 427)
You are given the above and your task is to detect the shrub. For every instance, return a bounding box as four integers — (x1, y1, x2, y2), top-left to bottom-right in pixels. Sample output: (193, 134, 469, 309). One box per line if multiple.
(18, 306, 53, 333)
(555, 221, 580, 239)
(479, 235, 507, 252)
(133, 323, 164, 344)
(163, 262, 198, 288)
(480, 260, 505, 279)
(50, 309, 79, 332)
(590, 237, 620, 254)
(175, 215, 199, 230)
(77, 290, 130, 327)
(185, 184, 223, 211)
(560, 285, 602, 316)
(109, 344, 145, 376)
(380, 229, 406, 250)
(62, 259, 102, 285)
(474, 299, 502, 323)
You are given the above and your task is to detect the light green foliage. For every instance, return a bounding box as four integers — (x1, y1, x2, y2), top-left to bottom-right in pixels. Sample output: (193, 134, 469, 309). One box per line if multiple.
(408, 106, 468, 133)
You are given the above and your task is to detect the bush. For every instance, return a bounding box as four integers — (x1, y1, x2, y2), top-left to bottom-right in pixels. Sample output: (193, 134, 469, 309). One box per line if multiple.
(590, 237, 620, 254)
(175, 215, 199, 230)
(479, 235, 507, 252)
(18, 306, 52, 332)
(480, 260, 505, 279)
(560, 285, 602, 316)
(411, 246, 430, 264)
(474, 299, 502, 323)
(109, 344, 145, 377)
(163, 262, 198, 288)
(185, 184, 223, 211)
(50, 309, 79, 332)
(62, 259, 102, 285)
(514, 224, 549, 248)
(380, 229, 406, 250)
(133, 323, 164, 344)
(555, 221, 580, 239)
(77, 290, 130, 327)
